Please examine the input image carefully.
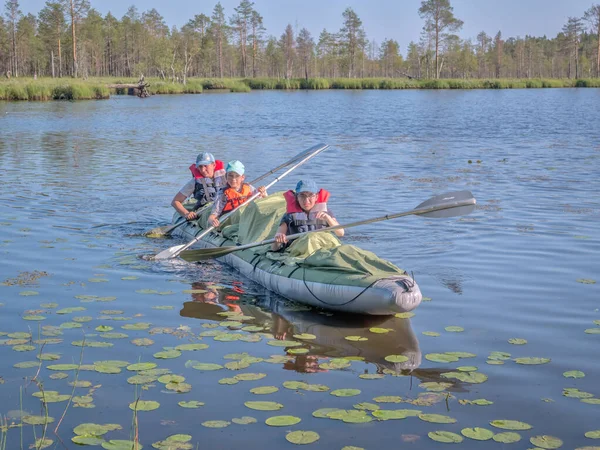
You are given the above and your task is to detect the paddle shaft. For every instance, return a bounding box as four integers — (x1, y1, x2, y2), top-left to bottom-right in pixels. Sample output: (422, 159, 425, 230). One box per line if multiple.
(179, 191, 476, 261)
(155, 143, 329, 259)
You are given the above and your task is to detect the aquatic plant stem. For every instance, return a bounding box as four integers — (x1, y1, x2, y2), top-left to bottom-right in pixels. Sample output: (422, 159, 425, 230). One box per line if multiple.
(54, 334, 85, 435)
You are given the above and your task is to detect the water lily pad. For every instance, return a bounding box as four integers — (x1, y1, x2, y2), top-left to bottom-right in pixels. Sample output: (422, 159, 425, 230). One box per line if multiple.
(288, 348, 309, 355)
(422, 331, 440, 337)
(57, 307, 86, 314)
(202, 420, 230, 428)
(265, 415, 301, 426)
(428, 431, 463, 443)
(359, 374, 385, 380)
(489, 419, 532, 430)
(47, 363, 79, 371)
(73, 423, 122, 436)
(191, 363, 223, 371)
(331, 389, 361, 397)
(60, 322, 82, 329)
(395, 312, 415, 319)
(154, 350, 181, 359)
(585, 430, 600, 439)
(234, 373, 267, 381)
(445, 326, 464, 332)
(286, 431, 320, 445)
(577, 279, 596, 284)
(385, 354, 409, 363)
(72, 436, 106, 446)
(19, 291, 39, 296)
(33, 438, 54, 449)
(419, 382, 453, 392)
(175, 343, 209, 351)
(441, 371, 488, 384)
(178, 401, 204, 408)
(293, 333, 316, 340)
(166, 382, 192, 393)
(369, 327, 392, 334)
(14, 361, 39, 368)
(493, 432, 521, 443)
(419, 413, 457, 424)
(23, 315, 46, 321)
(245, 401, 284, 411)
(457, 366, 477, 372)
(585, 328, 600, 334)
(461, 427, 494, 440)
(121, 276, 138, 280)
(95, 325, 114, 332)
(32, 391, 71, 403)
(250, 386, 279, 395)
(305, 384, 330, 392)
(508, 338, 528, 345)
(425, 353, 459, 363)
(373, 396, 403, 403)
(49, 372, 69, 380)
(13, 344, 36, 351)
(102, 333, 129, 339)
(514, 357, 551, 365)
(530, 435, 563, 449)
(132, 338, 154, 346)
(581, 398, 600, 404)
(218, 377, 239, 385)
(129, 400, 160, 411)
(344, 336, 368, 341)
(267, 339, 302, 347)
(232, 416, 257, 425)
(72, 340, 113, 348)
(122, 323, 151, 330)
(283, 381, 309, 390)
(101, 440, 140, 450)
(373, 409, 417, 420)
(564, 370, 585, 378)
(446, 351, 476, 358)
(22, 415, 55, 425)
(95, 364, 122, 374)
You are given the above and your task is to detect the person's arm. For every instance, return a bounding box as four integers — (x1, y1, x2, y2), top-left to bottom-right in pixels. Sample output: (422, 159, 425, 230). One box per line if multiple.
(171, 181, 197, 220)
(316, 211, 344, 237)
(271, 223, 289, 251)
(208, 191, 226, 227)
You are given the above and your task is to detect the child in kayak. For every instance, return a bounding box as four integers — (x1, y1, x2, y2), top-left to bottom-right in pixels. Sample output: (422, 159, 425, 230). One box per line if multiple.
(171, 152, 227, 220)
(208, 160, 267, 227)
(271, 179, 344, 251)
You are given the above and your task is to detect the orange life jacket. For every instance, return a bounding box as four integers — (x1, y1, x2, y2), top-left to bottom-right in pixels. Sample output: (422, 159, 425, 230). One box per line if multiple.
(222, 183, 253, 214)
(283, 189, 330, 233)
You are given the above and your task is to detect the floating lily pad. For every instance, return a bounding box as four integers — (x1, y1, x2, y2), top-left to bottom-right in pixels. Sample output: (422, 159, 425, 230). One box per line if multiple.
(428, 431, 463, 443)
(446, 351, 476, 359)
(132, 338, 154, 346)
(425, 353, 459, 363)
(373, 396, 403, 403)
(95, 364, 122, 374)
(330, 389, 361, 397)
(460, 399, 494, 406)
(13, 344, 36, 351)
(283, 381, 308, 390)
(158, 374, 185, 384)
(327, 410, 372, 423)
(266, 339, 302, 347)
(286, 431, 320, 445)
(514, 357, 551, 365)
(166, 382, 192, 393)
(202, 420, 230, 428)
(191, 363, 223, 371)
(508, 338, 528, 345)
(73, 423, 122, 436)
(441, 371, 488, 384)
(344, 335, 368, 341)
(493, 432, 521, 443)
(72, 340, 113, 348)
(154, 350, 181, 359)
(245, 401, 283, 411)
(395, 312, 415, 319)
(218, 377, 239, 385)
(250, 386, 279, 395)
(422, 331, 440, 337)
(369, 327, 392, 334)
(47, 363, 79, 371)
(95, 326, 113, 332)
(461, 427, 494, 440)
(293, 333, 316, 340)
(445, 326, 464, 332)
(19, 291, 39, 296)
(383, 354, 410, 363)
(101, 440, 140, 450)
(564, 370, 585, 378)
(175, 343, 209, 351)
(585, 328, 600, 334)
(265, 415, 301, 427)
(373, 409, 418, 420)
(102, 333, 129, 339)
(419, 413, 457, 424)
(232, 416, 257, 425)
(14, 361, 39, 368)
(23, 315, 46, 321)
(585, 430, 600, 439)
(72, 436, 106, 446)
(33, 438, 54, 449)
(122, 323, 151, 331)
(312, 408, 344, 418)
(419, 382, 453, 392)
(359, 374, 385, 380)
(121, 276, 138, 280)
(49, 372, 69, 380)
(129, 400, 160, 411)
(530, 435, 563, 449)
(57, 307, 86, 314)
(235, 373, 267, 381)
(22, 415, 55, 425)
(178, 400, 204, 408)
(581, 398, 600, 404)
(489, 419, 532, 430)
(288, 348, 309, 355)
(577, 279, 596, 284)
(32, 391, 71, 403)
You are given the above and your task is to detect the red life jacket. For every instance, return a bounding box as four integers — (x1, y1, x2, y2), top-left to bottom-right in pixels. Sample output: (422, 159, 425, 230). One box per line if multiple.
(222, 183, 253, 214)
(188, 160, 226, 207)
(283, 189, 330, 232)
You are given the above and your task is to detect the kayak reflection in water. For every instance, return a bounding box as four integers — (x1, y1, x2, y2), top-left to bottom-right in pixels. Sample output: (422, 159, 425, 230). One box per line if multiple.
(180, 287, 422, 375)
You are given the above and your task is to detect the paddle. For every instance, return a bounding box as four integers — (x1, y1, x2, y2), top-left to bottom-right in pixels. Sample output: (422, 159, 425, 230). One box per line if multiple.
(154, 143, 330, 260)
(179, 190, 476, 262)
(145, 145, 326, 238)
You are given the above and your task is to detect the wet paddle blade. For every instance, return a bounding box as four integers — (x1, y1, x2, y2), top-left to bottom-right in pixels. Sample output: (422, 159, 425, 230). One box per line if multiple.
(414, 191, 476, 218)
(144, 224, 178, 237)
(154, 244, 186, 260)
(180, 246, 240, 262)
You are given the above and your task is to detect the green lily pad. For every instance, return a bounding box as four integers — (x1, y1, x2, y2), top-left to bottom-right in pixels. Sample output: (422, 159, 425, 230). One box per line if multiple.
(344, 335, 368, 341)
(493, 432, 521, 443)
(373, 409, 417, 420)
(95, 364, 122, 374)
(49, 372, 69, 380)
(22, 415, 55, 425)
(419, 413, 457, 424)
(175, 343, 209, 351)
(72, 436, 105, 446)
(530, 435, 563, 449)
(102, 333, 129, 339)
(129, 400, 160, 411)
(101, 440, 141, 450)
(13, 344, 36, 351)
(56, 307, 86, 314)
(132, 338, 154, 346)
(14, 361, 40, 368)
(191, 362, 223, 371)
(47, 364, 79, 371)
(461, 427, 495, 440)
(327, 410, 372, 423)
(154, 350, 181, 359)
(19, 291, 39, 296)
(60, 322, 82, 329)
(577, 279, 596, 284)
(585, 328, 600, 334)
(369, 327, 392, 334)
(288, 348, 309, 355)
(244, 401, 283, 411)
(250, 386, 279, 395)
(121, 276, 138, 280)
(441, 371, 488, 384)
(514, 357, 551, 365)
(384, 354, 409, 363)
(286, 431, 320, 445)
(122, 323, 151, 330)
(218, 377, 239, 385)
(293, 333, 316, 340)
(265, 415, 301, 426)
(166, 382, 192, 393)
(225, 360, 250, 370)
(585, 430, 600, 439)
(446, 351, 476, 358)
(32, 391, 71, 403)
(373, 396, 403, 403)
(234, 373, 267, 381)
(33, 438, 54, 449)
(457, 366, 478, 372)
(395, 312, 415, 319)
(428, 431, 463, 443)
(359, 373, 385, 380)
(202, 420, 230, 428)
(283, 381, 309, 390)
(73, 423, 122, 436)
(581, 398, 600, 404)
(422, 331, 440, 337)
(305, 384, 330, 392)
(266, 339, 302, 347)
(419, 382, 453, 392)
(178, 401, 204, 408)
(158, 374, 185, 384)
(508, 338, 528, 345)
(312, 408, 344, 418)
(96, 326, 114, 332)
(72, 340, 113, 348)
(445, 326, 464, 332)
(489, 419, 532, 430)
(23, 315, 46, 321)
(330, 389, 361, 397)
(232, 416, 257, 425)
(425, 353, 459, 363)
(564, 370, 585, 378)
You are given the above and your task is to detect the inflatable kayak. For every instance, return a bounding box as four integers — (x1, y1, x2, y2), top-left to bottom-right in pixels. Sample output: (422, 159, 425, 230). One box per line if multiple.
(170, 193, 422, 315)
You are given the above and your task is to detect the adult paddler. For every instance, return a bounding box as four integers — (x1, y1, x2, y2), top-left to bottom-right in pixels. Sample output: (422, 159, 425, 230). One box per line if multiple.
(171, 152, 227, 220)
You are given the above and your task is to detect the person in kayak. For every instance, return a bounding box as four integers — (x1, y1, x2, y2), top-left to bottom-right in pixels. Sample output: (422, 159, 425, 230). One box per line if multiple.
(271, 179, 344, 251)
(171, 152, 227, 220)
(208, 160, 267, 227)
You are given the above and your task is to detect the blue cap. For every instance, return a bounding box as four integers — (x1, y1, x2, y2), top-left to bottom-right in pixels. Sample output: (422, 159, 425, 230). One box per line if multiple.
(196, 152, 216, 167)
(226, 160, 245, 175)
(295, 179, 318, 194)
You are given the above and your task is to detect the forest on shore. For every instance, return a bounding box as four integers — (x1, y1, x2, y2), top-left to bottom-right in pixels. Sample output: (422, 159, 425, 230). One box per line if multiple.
(1, 0, 600, 94)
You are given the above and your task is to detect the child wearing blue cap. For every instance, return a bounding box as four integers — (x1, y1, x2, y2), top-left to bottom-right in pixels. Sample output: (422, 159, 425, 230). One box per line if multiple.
(208, 160, 267, 227)
(271, 178, 344, 251)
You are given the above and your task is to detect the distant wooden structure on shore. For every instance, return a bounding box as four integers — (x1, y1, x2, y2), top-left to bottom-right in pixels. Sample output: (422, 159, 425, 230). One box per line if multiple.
(107, 75, 150, 97)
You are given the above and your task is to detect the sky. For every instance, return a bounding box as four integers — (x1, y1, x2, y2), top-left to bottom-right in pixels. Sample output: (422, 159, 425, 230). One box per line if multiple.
(23, 0, 596, 52)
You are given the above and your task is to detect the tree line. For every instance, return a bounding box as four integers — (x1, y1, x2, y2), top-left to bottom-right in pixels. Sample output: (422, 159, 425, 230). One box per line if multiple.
(2, 0, 600, 81)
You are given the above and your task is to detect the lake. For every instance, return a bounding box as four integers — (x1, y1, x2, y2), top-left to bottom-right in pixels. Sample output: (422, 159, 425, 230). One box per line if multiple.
(1, 89, 599, 449)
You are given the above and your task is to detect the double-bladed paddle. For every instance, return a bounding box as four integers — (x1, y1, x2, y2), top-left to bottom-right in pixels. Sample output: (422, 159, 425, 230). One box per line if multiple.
(179, 190, 476, 262)
(154, 143, 330, 260)
(145, 145, 328, 238)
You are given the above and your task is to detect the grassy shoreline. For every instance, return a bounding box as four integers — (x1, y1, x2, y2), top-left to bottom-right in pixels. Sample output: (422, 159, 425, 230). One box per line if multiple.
(1, 76, 599, 101)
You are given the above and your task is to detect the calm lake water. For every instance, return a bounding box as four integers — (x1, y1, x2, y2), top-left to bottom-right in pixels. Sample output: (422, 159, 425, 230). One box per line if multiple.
(1, 89, 599, 449)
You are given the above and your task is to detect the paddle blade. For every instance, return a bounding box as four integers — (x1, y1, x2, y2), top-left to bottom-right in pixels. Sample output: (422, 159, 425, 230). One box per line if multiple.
(180, 246, 238, 262)
(414, 190, 476, 218)
(154, 244, 186, 260)
(143, 224, 176, 238)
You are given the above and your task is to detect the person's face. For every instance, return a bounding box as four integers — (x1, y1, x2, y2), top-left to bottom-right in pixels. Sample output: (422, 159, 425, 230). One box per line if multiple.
(198, 162, 215, 178)
(297, 191, 317, 212)
(226, 171, 244, 190)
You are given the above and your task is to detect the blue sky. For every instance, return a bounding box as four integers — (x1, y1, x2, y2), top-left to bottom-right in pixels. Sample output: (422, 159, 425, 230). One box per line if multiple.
(24, 0, 595, 52)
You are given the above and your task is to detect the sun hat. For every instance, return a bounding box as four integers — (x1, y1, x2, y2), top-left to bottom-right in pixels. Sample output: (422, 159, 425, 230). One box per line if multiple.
(196, 152, 216, 167)
(226, 160, 245, 175)
(295, 179, 318, 194)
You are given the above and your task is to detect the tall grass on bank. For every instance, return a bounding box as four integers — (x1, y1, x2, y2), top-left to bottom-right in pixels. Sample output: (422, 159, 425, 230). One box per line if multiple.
(0, 76, 598, 101)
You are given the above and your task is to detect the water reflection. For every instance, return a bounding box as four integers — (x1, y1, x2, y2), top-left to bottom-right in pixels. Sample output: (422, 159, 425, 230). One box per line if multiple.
(180, 284, 422, 374)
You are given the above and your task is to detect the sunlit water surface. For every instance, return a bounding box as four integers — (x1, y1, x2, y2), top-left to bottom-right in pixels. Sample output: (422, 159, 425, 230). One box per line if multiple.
(1, 89, 599, 449)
